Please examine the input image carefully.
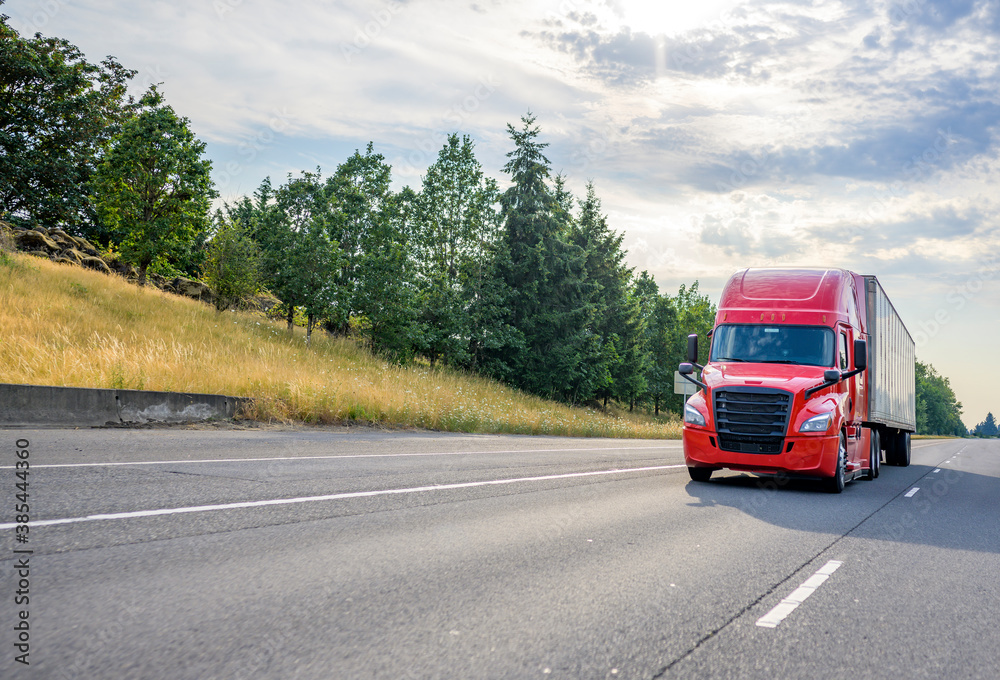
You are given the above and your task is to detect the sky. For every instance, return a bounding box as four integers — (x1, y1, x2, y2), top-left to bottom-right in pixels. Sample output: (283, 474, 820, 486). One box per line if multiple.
(7, 0, 999, 427)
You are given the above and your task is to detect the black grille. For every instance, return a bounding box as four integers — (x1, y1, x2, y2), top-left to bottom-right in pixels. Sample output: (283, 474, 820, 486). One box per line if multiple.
(714, 387, 792, 454)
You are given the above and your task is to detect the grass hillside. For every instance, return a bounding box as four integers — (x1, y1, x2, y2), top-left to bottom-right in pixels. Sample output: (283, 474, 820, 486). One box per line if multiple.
(0, 252, 681, 438)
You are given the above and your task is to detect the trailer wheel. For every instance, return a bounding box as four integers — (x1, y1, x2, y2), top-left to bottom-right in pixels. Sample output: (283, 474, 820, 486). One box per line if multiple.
(688, 467, 713, 482)
(865, 430, 880, 480)
(885, 432, 900, 466)
(825, 434, 847, 493)
(886, 431, 911, 467)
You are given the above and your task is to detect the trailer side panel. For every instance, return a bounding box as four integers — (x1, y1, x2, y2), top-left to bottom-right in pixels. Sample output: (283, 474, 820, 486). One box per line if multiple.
(865, 276, 916, 431)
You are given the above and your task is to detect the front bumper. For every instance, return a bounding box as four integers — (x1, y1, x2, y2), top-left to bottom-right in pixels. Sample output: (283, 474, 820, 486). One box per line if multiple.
(683, 427, 840, 478)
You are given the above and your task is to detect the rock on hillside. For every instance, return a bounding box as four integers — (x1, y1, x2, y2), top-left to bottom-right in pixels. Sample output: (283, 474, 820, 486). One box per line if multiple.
(2, 221, 214, 305)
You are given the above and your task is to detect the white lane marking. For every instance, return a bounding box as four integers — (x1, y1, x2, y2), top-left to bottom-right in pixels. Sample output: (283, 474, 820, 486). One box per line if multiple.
(756, 560, 843, 628)
(0, 464, 685, 530)
(933, 469, 941, 473)
(0, 445, 682, 470)
(905, 487, 920, 497)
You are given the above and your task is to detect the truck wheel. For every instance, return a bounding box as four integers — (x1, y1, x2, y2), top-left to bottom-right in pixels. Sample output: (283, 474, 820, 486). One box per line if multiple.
(825, 434, 847, 493)
(688, 467, 713, 482)
(899, 431, 911, 467)
(885, 432, 901, 466)
(865, 430, 880, 480)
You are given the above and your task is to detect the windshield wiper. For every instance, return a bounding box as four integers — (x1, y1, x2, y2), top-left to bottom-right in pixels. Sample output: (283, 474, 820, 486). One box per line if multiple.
(715, 357, 747, 362)
(761, 360, 797, 364)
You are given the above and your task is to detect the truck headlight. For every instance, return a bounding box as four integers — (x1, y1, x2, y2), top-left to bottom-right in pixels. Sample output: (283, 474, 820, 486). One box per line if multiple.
(799, 412, 833, 433)
(684, 402, 707, 427)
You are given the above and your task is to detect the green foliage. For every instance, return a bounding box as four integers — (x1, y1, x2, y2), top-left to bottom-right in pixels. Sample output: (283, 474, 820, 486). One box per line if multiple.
(570, 182, 648, 407)
(202, 216, 262, 311)
(485, 113, 596, 401)
(659, 281, 717, 415)
(0, 12, 134, 233)
(253, 170, 344, 338)
(92, 87, 216, 285)
(972, 412, 998, 437)
(330, 144, 419, 360)
(635, 272, 676, 415)
(413, 133, 503, 368)
(915, 360, 967, 436)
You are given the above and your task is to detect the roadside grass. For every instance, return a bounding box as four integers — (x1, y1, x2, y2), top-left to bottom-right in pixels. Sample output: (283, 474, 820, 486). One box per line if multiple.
(0, 253, 681, 438)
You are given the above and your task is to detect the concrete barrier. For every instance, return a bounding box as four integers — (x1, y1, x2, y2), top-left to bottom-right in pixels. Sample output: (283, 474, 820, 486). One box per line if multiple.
(0, 383, 248, 427)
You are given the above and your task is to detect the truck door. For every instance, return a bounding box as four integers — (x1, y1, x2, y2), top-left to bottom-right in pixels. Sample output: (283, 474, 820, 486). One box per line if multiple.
(839, 328, 861, 466)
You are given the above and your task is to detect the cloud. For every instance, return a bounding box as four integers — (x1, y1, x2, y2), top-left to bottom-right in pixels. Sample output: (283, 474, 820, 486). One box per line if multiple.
(890, 0, 979, 29)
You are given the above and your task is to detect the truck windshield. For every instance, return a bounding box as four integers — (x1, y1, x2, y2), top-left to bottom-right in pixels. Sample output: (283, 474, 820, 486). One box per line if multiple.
(710, 324, 835, 367)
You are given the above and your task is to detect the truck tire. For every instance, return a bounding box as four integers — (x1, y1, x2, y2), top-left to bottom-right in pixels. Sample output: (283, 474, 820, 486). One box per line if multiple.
(885, 432, 900, 466)
(865, 430, 880, 480)
(825, 434, 847, 493)
(886, 431, 911, 467)
(899, 431, 911, 467)
(688, 467, 713, 482)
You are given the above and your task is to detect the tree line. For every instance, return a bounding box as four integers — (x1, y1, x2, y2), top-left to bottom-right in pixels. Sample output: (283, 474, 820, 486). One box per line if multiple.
(915, 360, 970, 437)
(971, 413, 997, 438)
(1, 14, 712, 414)
(216, 123, 715, 413)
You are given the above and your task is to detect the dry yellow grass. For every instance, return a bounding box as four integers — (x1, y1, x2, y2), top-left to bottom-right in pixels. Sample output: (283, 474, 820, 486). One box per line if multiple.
(0, 253, 681, 438)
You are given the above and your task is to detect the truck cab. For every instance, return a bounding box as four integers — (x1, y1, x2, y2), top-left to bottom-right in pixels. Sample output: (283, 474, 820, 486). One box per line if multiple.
(679, 268, 915, 493)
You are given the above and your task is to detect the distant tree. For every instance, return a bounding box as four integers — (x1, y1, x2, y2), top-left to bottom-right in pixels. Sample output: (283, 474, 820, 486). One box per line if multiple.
(635, 271, 677, 416)
(201, 215, 262, 311)
(257, 171, 343, 340)
(0, 9, 135, 233)
(92, 87, 216, 285)
(486, 113, 593, 401)
(915, 360, 967, 436)
(571, 182, 647, 408)
(412, 134, 502, 367)
(662, 281, 716, 415)
(466, 239, 519, 377)
(973, 412, 998, 438)
(330, 144, 419, 359)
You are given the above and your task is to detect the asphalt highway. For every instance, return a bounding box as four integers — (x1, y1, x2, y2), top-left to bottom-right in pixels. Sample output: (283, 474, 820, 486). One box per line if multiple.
(1, 428, 997, 679)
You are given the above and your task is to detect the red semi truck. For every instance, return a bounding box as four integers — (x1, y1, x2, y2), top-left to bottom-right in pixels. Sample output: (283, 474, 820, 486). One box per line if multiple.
(679, 268, 916, 493)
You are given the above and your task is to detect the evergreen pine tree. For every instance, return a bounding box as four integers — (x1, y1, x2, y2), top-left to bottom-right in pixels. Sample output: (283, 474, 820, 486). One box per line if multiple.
(488, 113, 592, 401)
(570, 182, 648, 407)
(973, 412, 997, 437)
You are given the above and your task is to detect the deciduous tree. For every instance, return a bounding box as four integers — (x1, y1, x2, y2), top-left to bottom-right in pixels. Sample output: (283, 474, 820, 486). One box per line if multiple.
(0, 8, 135, 233)
(202, 215, 262, 311)
(331, 144, 419, 359)
(412, 134, 501, 367)
(92, 87, 216, 285)
(915, 360, 967, 436)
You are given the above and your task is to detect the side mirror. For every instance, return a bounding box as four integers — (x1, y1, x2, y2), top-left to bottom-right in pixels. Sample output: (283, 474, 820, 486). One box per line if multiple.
(853, 338, 867, 371)
(687, 334, 699, 363)
(679, 363, 694, 375)
(824, 369, 841, 382)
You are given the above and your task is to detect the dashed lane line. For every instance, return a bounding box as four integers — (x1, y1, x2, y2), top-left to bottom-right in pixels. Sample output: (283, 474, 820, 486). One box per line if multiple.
(756, 560, 844, 628)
